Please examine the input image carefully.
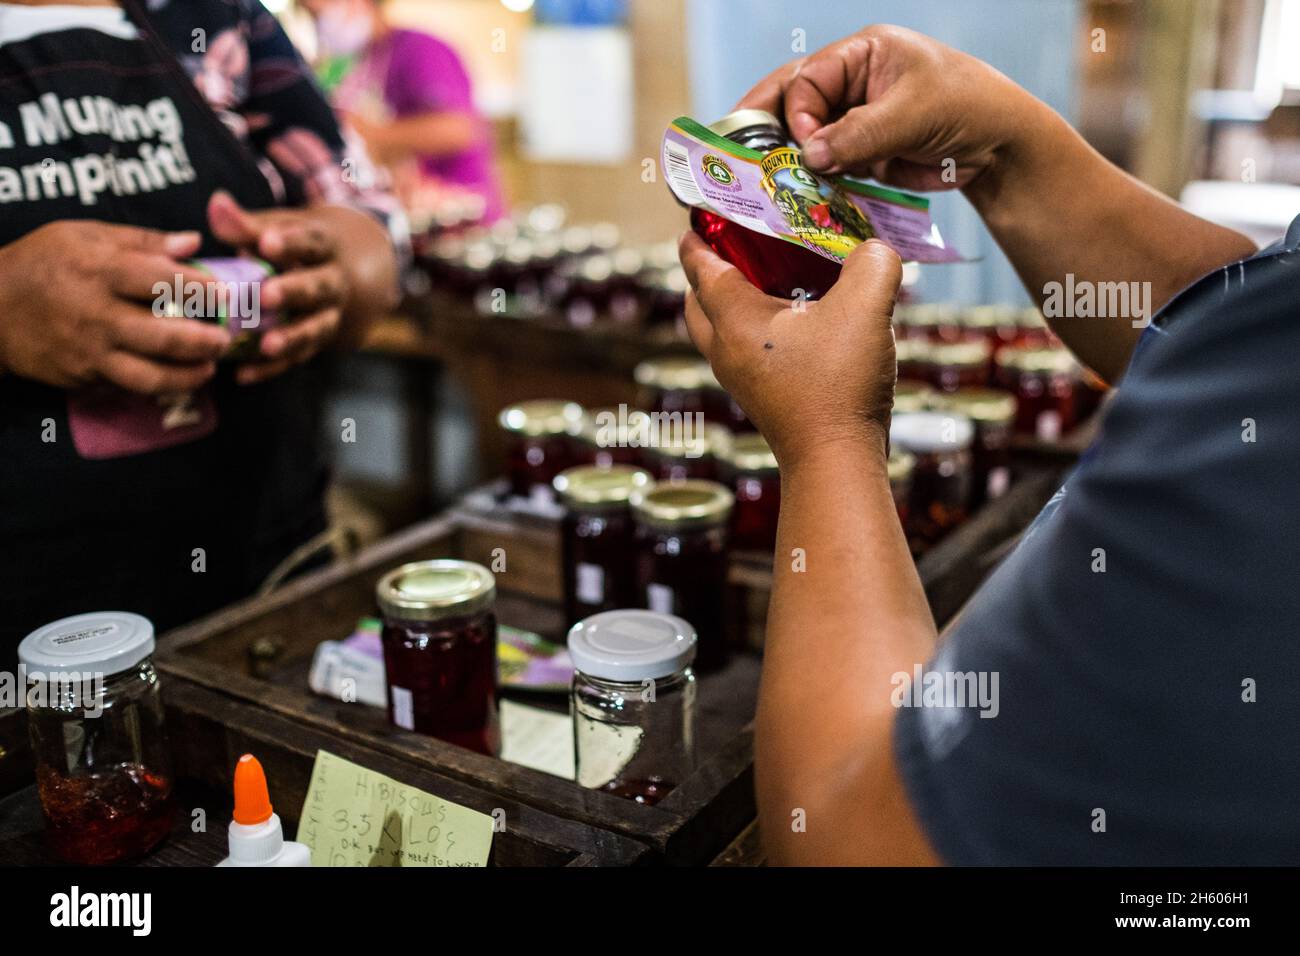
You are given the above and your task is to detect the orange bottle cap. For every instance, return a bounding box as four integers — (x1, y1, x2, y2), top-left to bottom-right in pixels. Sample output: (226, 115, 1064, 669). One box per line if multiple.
(232, 753, 274, 826)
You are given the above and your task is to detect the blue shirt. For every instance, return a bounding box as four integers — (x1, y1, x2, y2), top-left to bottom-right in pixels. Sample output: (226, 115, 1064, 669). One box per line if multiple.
(894, 216, 1300, 864)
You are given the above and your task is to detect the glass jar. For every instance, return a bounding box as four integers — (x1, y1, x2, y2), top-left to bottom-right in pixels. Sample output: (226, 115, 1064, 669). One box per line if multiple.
(377, 561, 500, 756)
(889, 411, 975, 551)
(888, 449, 916, 526)
(631, 480, 734, 672)
(703, 370, 755, 433)
(933, 388, 1018, 509)
(995, 346, 1080, 441)
(569, 610, 697, 805)
(608, 248, 646, 325)
(19, 612, 175, 865)
(894, 337, 931, 384)
(895, 302, 961, 342)
(959, 304, 1022, 359)
(574, 406, 651, 468)
(718, 432, 780, 552)
(634, 355, 713, 420)
(498, 399, 585, 503)
(1015, 306, 1057, 349)
(643, 267, 688, 330)
(554, 465, 655, 629)
(892, 378, 935, 415)
(640, 422, 730, 483)
(921, 340, 993, 393)
(560, 254, 614, 328)
(689, 110, 844, 300)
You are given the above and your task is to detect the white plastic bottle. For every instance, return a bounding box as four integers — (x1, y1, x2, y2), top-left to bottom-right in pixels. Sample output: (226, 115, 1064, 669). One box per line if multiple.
(217, 754, 312, 867)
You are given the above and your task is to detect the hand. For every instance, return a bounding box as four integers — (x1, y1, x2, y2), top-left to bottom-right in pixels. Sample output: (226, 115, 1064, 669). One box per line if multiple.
(0, 221, 229, 394)
(679, 231, 902, 469)
(208, 191, 350, 384)
(738, 24, 1042, 193)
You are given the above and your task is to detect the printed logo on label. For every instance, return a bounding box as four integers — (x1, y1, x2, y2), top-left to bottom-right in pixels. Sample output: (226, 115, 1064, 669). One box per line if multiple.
(700, 153, 737, 188)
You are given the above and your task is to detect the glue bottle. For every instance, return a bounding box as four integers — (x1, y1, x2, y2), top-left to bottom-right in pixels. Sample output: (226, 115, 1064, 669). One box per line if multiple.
(216, 754, 312, 867)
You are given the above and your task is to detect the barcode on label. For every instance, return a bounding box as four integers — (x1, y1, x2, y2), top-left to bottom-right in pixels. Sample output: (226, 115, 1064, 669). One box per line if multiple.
(663, 141, 704, 206)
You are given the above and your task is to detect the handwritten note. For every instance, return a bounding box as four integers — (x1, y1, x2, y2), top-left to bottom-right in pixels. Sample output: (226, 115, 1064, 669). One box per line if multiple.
(296, 750, 494, 867)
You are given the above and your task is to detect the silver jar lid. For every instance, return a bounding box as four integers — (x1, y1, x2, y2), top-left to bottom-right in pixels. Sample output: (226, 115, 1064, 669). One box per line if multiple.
(567, 610, 696, 681)
(19, 612, 155, 677)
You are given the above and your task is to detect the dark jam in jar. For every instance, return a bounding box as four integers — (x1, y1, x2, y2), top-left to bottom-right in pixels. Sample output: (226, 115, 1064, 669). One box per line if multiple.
(933, 388, 1018, 509)
(888, 449, 915, 527)
(921, 341, 993, 393)
(554, 465, 654, 629)
(498, 399, 585, 502)
(573, 407, 650, 468)
(37, 764, 174, 866)
(995, 346, 1080, 441)
(377, 561, 500, 756)
(631, 481, 734, 672)
(634, 355, 713, 419)
(889, 412, 975, 552)
(640, 422, 728, 483)
(719, 432, 780, 552)
(689, 110, 843, 300)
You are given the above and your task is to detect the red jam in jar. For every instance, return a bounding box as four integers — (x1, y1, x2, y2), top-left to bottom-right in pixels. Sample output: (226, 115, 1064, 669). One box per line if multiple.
(719, 432, 780, 552)
(377, 561, 500, 756)
(554, 465, 655, 629)
(921, 340, 993, 393)
(893, 378, 936, 416)
(959, 304, 1023, 360)
(631, 480, 735, 672)
(889, 411, 975, 551)
(895, 302, 962, 343)
(703, 371, 755, 433)
(933, 388, 1018, 509)
(634, 355, 713, 420)
(574, 406, 651, 468)
(498, 399, 585, 502)
(995, 346, 1080, 441)
(888, 449, 916, 527)
(640, 422, 729, 483)
(689, 110, 843, 300)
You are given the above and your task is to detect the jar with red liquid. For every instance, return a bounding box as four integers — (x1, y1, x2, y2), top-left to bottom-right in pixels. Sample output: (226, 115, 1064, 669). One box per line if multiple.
(888, 449, 916, 527)
(1016, 307, 1057, 349)
(634, 355, 712, 419)
(498, 399, 585, 503)
(899, 302, 963, 342)
(377, 560, 500, 756)
(643, 267, 688, 330)
(893, 378, 935, 415)
(569, 609, 697, 806)
(689, 110, 843, 300)
(631, 480, 734, 672)
(574, 406, 651, 468)
(19, 612, 175, 865)
(719, 432, 780, 552)
(995, 346, 1080, 441)
(703, 370, 755, 433)
(933, 388, 1018, 509)
(920, 340, 993, 393)
(554, 465, 655, 629)
(889, 411, 975, 551)
(960, 305, 1022, 364)
(640, 422, 729, 483)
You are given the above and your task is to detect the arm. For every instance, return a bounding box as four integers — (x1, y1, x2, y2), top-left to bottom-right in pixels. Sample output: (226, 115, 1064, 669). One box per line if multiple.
(741, 25, 1256, 384)
(347, 110, 479, 165)
(679, 233, 939, 865)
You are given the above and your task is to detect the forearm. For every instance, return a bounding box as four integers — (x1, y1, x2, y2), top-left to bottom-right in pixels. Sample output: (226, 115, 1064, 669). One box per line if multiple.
(756, 432, 938, 865)
(366, 112, 478, 163)
(964, 97, 1256, 383)
(315, 204, 400, 347)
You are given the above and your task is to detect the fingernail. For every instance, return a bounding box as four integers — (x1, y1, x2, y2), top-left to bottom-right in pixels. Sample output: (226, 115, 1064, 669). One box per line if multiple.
(164, 232, 201, 256)
(802, 137, 832, 171)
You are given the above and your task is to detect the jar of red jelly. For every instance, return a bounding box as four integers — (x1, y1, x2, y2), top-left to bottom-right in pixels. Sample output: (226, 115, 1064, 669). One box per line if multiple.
(888, 449, 916, 526)
(608, 248, 647, 325)
(640, 422, 729, 483)
(498, 399, 585, 503)
(631, 480, 734, 672)
(643, 267, 688, 330)
(960, 305, 1022, 365)
(921, 340, 993, 393)
(893, 378, 935, 415)
(19, 612, 175, 865)
(689, 110, 843, 300)
(634, 355, 713, 419)
(889, 411, 975, 550)
(896, 302, 961, 342)
(703, 369, 755, 433)
(995, 346, 1080, 441)
(895, 337, 931, 384)
(569, 610, 697, 806)
(1015, 306, 1056, 349)
(933, 388, 1018, 508)
(718, 432, 780, 552)
(574, 406, 651, 468)
(554, 465, 655, 629)
(377, 560, 500, 756)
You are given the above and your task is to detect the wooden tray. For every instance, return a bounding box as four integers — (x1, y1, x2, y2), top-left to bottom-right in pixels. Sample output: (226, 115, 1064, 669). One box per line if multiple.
(0, 679, 649, 867)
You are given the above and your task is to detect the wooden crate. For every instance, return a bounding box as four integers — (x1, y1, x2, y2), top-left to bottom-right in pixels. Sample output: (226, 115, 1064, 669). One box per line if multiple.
(0, 679, 648, 867)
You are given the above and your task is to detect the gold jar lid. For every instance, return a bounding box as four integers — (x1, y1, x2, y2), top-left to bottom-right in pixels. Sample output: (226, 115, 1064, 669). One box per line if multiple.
(611, 248, 645, 277)
(554, 465, 653, 509)
(498, 399, 584, 437)
(894, 337, 933, 365)
(888, 448, 916, 483)
(927, 340, 992, 368)
(720, 432, 778, 474)
(376, 560, 496, 623)
(634, 355, 712, 391)
(961, 304, 1019, 329)
(631, 480, 734, 530)
(893, 379, 935, 414)
(649, 422, 731, 461)
(578, 254, 614, 283)
(896, 302, 959, 329)
(997, 346, 1078, 375)
(707, 108, 784, 139)
(933, 387, 1017, 424)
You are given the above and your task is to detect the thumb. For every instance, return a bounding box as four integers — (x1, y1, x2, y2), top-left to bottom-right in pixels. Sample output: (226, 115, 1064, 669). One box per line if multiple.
(207, 190, 263, 247)
(821, 239, 903, 314)
(801, 95, 916, 175)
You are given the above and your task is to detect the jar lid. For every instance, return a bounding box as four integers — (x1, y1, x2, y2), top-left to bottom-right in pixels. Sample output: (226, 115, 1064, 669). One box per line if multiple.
(926, 340, 992, 368)
(890, 411, 975, 453)
(554, 465, 653, 508)
(376, 560, 496, 622)
(19, 612, 155, 677)
(997, 346, 1077, 374)
(578, 254, 614, 282)
(633, 355, 712, 391)
(888, 449, 916, 482)
(590, 222, 621, 250)
(567, 609, 697, 681)
(707, 108, 783, 139)
(892, 379, 934, 414)
(649, 423, 731, 461)
(893, 337, 932, 365)
(1018, 307, 1048, 330)
(720, 432, 778, 474)
(961, 304, 1019, 329)
(897, 302, 959, 328)
(934, 387, 1017, 424)
(631, 480, 734, 530)
(611, 248, 645, 277)
(498, 399, 584, 437)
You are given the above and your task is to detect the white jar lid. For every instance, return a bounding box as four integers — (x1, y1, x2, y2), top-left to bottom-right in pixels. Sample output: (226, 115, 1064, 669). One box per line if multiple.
(19, 612, 155, 676)
(567, 610, 696, 682)
(890, 410, 975, 453)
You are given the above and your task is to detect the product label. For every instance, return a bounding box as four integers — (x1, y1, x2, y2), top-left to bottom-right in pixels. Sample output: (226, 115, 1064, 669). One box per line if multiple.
(576, 562, 605, 605)
(647, 583, 675, 615)
(663, 116, 963, 265)
(390, 686, 414, 731)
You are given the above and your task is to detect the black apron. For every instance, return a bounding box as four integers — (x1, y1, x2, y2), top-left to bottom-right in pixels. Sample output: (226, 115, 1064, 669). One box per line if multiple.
(0, 2, 328, 659)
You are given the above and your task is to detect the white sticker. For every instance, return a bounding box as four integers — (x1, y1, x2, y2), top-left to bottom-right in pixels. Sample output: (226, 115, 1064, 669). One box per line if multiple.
(647, 583, 675, 614)
(987, 467, 1011, 500)
(1036, 411, 1062, 442)
(576, 563, 605, 605)
(391, 686, 414, 731)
